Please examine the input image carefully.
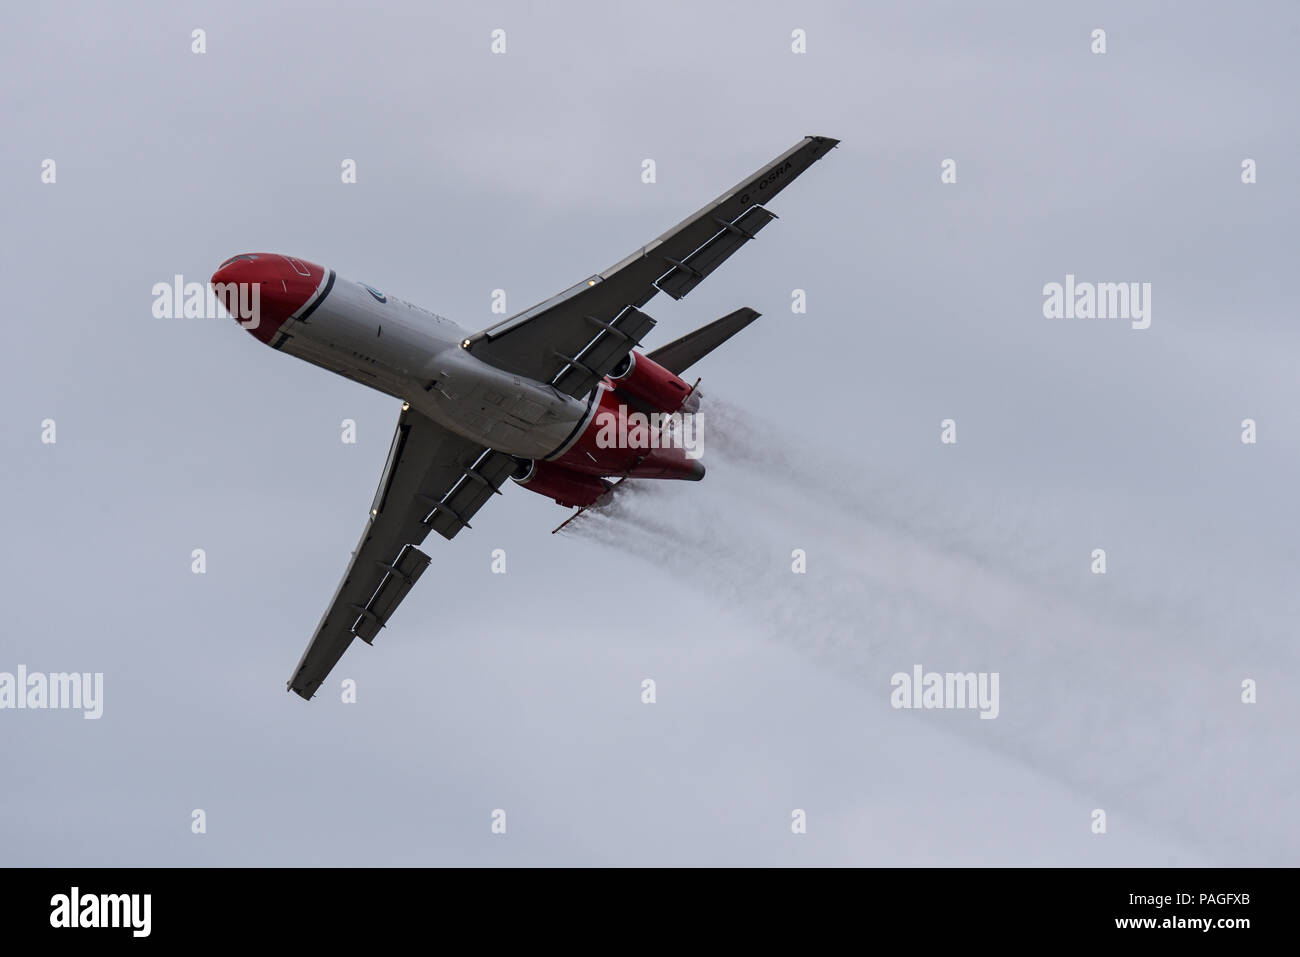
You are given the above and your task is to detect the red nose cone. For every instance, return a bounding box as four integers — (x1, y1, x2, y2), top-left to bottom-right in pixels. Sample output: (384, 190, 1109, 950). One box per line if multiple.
(210, 253, 326, 343)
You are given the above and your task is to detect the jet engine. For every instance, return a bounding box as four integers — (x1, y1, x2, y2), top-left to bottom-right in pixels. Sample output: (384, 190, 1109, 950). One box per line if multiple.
(511, 459, 614, 508)
(607, 351, 700, 414)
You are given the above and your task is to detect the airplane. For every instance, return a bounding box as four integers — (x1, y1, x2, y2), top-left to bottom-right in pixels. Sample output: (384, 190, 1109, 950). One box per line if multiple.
(210, 135, 839, 700)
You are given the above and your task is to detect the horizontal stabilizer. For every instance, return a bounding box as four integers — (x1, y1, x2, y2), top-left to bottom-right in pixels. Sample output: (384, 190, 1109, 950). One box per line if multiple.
(645, 307, 761, 375)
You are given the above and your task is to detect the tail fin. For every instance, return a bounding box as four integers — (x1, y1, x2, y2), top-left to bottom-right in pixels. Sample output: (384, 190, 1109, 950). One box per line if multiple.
(645, 307, 760, 375)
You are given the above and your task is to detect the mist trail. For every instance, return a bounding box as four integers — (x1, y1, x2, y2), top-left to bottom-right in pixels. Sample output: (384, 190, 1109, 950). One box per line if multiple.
(569, 400, 1297, 864)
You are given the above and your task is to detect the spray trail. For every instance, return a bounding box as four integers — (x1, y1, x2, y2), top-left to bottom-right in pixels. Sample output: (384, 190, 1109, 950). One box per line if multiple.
(568, 400, 1299, 863)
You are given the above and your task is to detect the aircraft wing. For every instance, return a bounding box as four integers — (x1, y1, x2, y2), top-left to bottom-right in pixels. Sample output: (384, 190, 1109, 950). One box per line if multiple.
(287, 405, 515, 700)
(464, 135, 839, 398)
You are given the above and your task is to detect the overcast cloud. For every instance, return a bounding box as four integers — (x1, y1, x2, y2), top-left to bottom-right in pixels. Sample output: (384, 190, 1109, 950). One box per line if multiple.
(2, 0, 1297, 865)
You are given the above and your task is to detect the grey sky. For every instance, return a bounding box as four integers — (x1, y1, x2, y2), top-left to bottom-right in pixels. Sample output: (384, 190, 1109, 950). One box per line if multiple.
(2, 1, 1297, 865)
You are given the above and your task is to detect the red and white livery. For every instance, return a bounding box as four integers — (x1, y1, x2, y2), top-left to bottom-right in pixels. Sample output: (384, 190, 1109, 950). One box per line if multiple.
(211, 135, 838, 699)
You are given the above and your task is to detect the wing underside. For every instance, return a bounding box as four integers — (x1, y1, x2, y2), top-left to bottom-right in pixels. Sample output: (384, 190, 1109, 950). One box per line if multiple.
(464, 135, 839, 397)
(286, 406, 514, 700)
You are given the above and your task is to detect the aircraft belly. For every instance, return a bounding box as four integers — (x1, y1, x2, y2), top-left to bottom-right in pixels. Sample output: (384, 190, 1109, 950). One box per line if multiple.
(279, 335, 408, 399)
(290, 282, 447, 379)
(411, 385, 584, 459)
(271, 271, 587, 458)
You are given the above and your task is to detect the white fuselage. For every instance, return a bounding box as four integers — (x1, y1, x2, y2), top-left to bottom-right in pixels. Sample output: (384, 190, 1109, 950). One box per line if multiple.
(278, 273, 588, 459)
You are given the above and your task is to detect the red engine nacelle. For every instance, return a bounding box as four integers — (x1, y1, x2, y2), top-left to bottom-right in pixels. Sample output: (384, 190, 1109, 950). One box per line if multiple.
(512, 459, 613, 508)
(607, 351, 700, 414)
